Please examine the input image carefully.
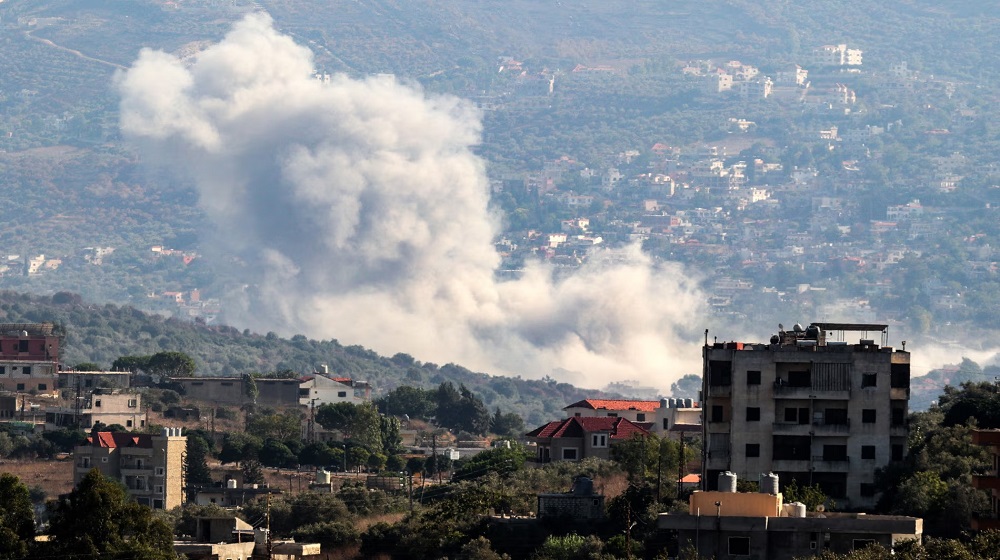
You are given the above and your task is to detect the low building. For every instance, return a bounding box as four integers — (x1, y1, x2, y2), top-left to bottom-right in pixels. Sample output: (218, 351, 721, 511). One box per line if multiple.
(299, 372, 371, 407)
(46, 389, 147, 430)
(0, 361, 58, 395)
(562, 398, 701, 438)
(525, 416, 648, 463)
(174, 376, 300, 406)
(537, 476, 605, 521)
(658, 475, 922, 560)
(73, 428, 187, 510)
(58, 370, 131, 391)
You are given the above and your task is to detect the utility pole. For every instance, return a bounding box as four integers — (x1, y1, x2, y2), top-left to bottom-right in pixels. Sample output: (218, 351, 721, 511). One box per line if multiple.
(266, 492, 273, 559)
(407, 470, 413, 512)
(308, 399, 316, 443)
(678, 434, 686, 498)
(432, 433, 440, 483)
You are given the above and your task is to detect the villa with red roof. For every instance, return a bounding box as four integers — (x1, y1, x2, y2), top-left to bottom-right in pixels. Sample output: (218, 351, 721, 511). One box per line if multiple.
(525, 416, 649, 463)
(563, 398, 702, 439)
(72, 427, 187, 510)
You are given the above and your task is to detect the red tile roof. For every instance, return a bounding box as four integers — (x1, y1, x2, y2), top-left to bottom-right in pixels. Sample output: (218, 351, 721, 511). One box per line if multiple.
(563, 399, 661, 412)
(526, 417, 649, 440)
(86, 432, 153, 449)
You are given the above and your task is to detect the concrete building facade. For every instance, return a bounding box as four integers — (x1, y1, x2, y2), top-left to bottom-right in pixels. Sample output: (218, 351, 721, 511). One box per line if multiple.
(73, 428, 187, 510)
(46, 389, 147, 430)
(702, 322, 910, 510)
(972, 429, 1000, 531)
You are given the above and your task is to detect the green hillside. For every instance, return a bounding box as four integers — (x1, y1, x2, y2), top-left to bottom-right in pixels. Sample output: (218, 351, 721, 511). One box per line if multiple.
(0, 290, 626, 426)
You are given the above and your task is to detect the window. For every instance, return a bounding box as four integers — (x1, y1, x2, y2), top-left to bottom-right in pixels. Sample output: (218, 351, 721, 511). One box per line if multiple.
(338, 391, 348, 398)
(37, 383, 46, 391)
(607, 412, 618, 417)
(788, 370, 811, 387)
(862, 373, 877, 388)
(729, 536, 751, 556)
(636, 413, 646, 422)
(85, 379, 93, 388)
(784, 408, 798, 422)
(0, 366, 5, 375)
(575, 413, 582, 417)
(126, 420, 133, 428)
(861, 446, 876, 460)
(153, 499, 164, 509)
(94, 400, 102, 408)
(747, 370, 761, 385)
(18, 340, 28, 352)
(561, 448, 578, 460)
(101, 457, 108, 463)
(592, 434, 608, 448)
(746, 407, 760, 421)
(21, 366, 30, 376)
(891, 363, 910, 388)
(860, 483, 876, 497)
(891, 408, 905, 426)
(81, 457, 91, 468)
(823, 445, 848, 461)
(15, 384, 24, 391)
(892, 445, 904, 462)
(221, 382, 233, 387)
(824, 408, 848, 425)
(662, 419, 669, 429)
(862, 409, 876, 423)
(155, 467, 165, 476)
(746, 443, 760, 457)
(708, 360, 732, 386)
(155, 485, 164, 494)
(711, 405, 724, 423)
(128, 399, 137, 408)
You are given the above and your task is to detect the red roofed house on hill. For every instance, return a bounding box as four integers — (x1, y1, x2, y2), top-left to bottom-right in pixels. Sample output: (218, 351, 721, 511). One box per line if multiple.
(525, 416, 649, 463)
(563, 397, 702, 439)
(72, 427, 187, 510)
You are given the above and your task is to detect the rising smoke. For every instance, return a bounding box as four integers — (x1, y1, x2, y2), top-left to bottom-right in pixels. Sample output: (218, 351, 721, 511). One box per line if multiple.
(117, 13, 708, 390)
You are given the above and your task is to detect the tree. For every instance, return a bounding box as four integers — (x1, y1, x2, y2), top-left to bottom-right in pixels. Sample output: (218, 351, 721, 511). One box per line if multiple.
(73, 362, 101, 372)
(247, 411, 303, 441)
(316, 402, 383, 451)
(219, 432, 263, 465)
(435, 383, 491, 435)
(185, 434, 213, 485)
(782, 479, 830, 511)
(376, 386, 436, 419)
(260, 439, 298, 468)
(146, 351, 196, 378)
(242, 459, 265, 485)
(42, 470, 177, 559)
(452, 444, 526, 481)
(0, 473, 34, 560)
(111, 355, 151, 373)
(939, 381, 1000, 428)
(490, 408, 525, 437)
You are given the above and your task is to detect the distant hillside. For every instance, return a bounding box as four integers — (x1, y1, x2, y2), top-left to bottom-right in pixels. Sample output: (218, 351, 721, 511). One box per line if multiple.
(0, 291, 625, 426)
(911, 357, 1000, 411)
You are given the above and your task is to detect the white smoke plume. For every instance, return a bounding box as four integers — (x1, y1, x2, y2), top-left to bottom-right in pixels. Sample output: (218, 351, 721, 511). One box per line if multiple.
(117, 13, 708, 391)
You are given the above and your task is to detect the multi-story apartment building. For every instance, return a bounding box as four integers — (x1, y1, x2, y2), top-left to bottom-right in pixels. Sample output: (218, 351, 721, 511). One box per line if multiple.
(46, 389, 147, 430)
(0, 322, 61, 395)
(73, 427, 187, 510)
(702, 322, 910, 510)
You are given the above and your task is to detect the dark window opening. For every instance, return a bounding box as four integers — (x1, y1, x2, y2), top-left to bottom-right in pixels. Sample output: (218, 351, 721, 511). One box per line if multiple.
(860, 483, 876, 497)
(729, 537, 751, 556)
(824, 408, 848, 425)
(862, 373, 877, 388)
(892, 445, 904, 462)
(862, 409, 877, 423)
(22, 367, 30, 376)
(747, 370, 761, 385)
(18, 341, 28, 352)
(891, 363, 910, 388)
(773, 435, 811, 460)
(788, 370, 811, 387)
(746, 407, 760, 421)
(636, 413, 646, 421)
(711, 405, 724, 423)
(708, 360, 732, 386)
(784, 408, 798, 422)
(338, 391, 348, 398)
(746, 444, 760, 457)
(16, 383, 24, 391)
(891, 408, 906, 426)
(861, 445, 876, 460)
(823, 444, 848, 461)
(799, 407, 810, 424)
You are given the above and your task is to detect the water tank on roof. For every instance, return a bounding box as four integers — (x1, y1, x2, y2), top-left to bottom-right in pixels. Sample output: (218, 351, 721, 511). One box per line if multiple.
(760, 473, 779, 495)
(572, 476, 594, 496)
(316, 469, 331, 485)
(660, 398, 669, 408)
(793, 323, 804, 332)
(684, 398, 693, 408)
(790, 502, 807, 518)
(718, 471, 738, 493)
(805, 325, 820, 339)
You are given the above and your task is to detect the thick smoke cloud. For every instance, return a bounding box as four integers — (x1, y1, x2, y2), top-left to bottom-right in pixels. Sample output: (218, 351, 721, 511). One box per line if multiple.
(117, 13, 707, 390)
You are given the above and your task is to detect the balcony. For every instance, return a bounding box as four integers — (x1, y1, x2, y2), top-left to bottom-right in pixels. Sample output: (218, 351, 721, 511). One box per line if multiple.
(772, 384, 850, 400)
(121, 467, 154, 477)
(811, 456, 850, 471)
(890, 424, 909, 437)
(772, 422, 811, 436)
(120, 448, 153, 457)
(770, 459, 810, 471)
(890, 388, 910, 400)
(707, 385, 731, 397)
(812, 421, 850, 435)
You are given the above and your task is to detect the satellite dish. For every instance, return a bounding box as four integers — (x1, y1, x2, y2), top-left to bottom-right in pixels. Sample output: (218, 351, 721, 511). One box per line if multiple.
(816, 504, 826, 512)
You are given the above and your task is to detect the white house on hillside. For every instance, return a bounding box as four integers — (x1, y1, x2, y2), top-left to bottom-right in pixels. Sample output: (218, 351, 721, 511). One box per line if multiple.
(299, 371, 371, 407)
